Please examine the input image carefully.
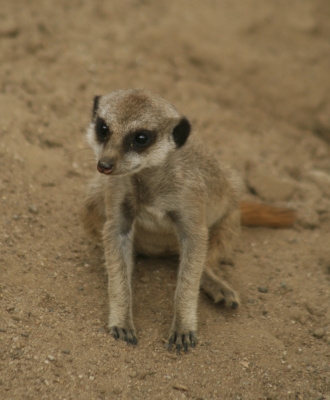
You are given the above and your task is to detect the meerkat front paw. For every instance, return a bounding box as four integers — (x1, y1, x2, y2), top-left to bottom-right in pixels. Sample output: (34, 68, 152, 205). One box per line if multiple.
(167, 330, 198, 355)
(109, 326, 138, 346)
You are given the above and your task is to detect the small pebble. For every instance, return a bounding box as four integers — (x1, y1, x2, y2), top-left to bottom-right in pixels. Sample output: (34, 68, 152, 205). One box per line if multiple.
(299, 315, 308, 325)
(239, 361, 249, 368)
(54, 360, 63, 368)
(137, 372, 147, 380)
(258, 287, 268, 293)
(112, 386, 123, 395)
(165, 353, 178, 360)
(173, 383, 188, 391)
(288, 238, 298, 244)
(28, 205, 39, 214)
(0, 19, 19, 37)
(47, 355, 55, 361)
(313, 328, 325, 339)
(306, 304, 325, 316)
(62, 349, 70, 355)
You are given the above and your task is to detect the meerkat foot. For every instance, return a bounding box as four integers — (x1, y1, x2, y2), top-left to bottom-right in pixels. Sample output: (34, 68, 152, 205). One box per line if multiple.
(167, 330, 197, 355)
(201, 269, 239, 309)
(215, 287, 239, 309)
(109, 326, 138, 346)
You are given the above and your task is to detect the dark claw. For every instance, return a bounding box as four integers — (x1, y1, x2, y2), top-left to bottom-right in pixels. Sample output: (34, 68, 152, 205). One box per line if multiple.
(183, 341, 189, 353)
(109, 326, 137, 346)
(190, 331, 197, 348)
(110, 327, 119, 340)
(127, 335, 138, 346)
(168, 334, 175, 351)
(231, 301, 238, 309)
(168, 331, 197, 354)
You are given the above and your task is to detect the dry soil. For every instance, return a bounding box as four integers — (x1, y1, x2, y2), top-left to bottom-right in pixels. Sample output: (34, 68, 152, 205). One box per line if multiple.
(1, 1, 330, 399)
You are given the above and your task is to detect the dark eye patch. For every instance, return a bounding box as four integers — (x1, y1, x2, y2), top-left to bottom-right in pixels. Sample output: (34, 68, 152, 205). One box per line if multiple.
(95, 117, 110, 143)
(123, 129, 156, 153)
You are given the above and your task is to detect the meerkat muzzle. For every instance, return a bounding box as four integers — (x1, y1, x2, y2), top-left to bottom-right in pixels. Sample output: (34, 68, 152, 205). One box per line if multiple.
(97, 159, 114, 175)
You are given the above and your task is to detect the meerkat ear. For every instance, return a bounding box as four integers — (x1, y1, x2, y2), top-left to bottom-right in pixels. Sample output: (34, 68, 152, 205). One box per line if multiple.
(92, 95, 101, 119)
(172, 117, 191, 147)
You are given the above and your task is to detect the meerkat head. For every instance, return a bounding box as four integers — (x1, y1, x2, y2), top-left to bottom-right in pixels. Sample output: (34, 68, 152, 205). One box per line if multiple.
(86, 89, 191, 176)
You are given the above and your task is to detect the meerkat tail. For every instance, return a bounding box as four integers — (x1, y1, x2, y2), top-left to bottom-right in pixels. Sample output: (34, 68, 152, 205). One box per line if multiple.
(240, 201, 296, 228)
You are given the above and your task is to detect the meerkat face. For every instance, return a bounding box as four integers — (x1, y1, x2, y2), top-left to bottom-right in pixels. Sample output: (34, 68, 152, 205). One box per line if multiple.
(86, 89, 191, 176)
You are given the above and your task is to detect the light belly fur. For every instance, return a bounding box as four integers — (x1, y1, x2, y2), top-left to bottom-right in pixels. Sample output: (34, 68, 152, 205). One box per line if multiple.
(133, 206, 180, 256)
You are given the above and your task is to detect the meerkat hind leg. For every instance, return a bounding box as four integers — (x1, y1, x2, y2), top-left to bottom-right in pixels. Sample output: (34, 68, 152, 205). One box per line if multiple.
(201, 211, 240, 308)
(82, 182, 105, 244)
(201, 267, 239, 309)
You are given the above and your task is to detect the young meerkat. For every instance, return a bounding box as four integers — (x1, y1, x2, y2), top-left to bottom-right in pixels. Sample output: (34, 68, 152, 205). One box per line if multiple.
(83, 88, 295, 353)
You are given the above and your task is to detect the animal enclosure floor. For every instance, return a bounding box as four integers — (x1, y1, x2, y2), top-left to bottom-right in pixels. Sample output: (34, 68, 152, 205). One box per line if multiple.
(1, 1, 330, 399)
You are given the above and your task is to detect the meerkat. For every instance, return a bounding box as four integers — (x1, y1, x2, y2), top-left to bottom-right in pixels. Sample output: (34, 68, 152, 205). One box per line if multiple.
(82, 88, 295, 353)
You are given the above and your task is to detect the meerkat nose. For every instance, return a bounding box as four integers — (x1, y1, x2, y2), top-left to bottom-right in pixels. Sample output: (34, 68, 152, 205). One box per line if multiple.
(97, 159, 114, 175)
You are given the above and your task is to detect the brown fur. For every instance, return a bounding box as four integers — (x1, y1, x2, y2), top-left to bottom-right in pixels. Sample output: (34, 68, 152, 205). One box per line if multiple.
(82, 89, 295, 353)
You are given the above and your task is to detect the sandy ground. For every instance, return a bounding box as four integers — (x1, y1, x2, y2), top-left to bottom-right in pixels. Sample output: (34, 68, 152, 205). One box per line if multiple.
(1, 1, 330, 399)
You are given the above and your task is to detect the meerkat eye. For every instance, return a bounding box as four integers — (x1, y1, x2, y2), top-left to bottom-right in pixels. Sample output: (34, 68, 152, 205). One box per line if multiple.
(133, 131, 150, 146)
(95, 118, 109, 141)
